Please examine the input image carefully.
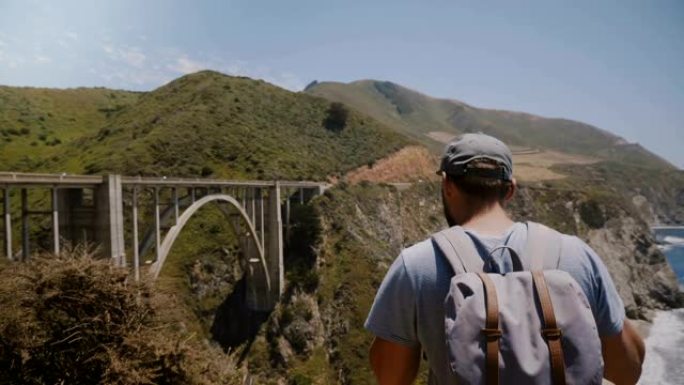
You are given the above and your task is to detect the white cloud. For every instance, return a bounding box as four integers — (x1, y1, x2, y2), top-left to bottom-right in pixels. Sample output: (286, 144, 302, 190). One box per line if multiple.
(261, 71, 305, 91)
(102, 44, 146, 68)
(0, 51, 25, 69)
(91, 40, 304, 91)
(65, 31, 78, 40)
(121, 49, 145, 67)
(169, 55, 207, 74)
(34, 55, 52, 64)
(166, 52, 304, 90)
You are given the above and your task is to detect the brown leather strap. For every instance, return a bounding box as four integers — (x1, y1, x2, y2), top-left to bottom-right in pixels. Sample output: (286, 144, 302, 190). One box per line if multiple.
(477, 273, 501, 385)
(532, 271, 566, 385)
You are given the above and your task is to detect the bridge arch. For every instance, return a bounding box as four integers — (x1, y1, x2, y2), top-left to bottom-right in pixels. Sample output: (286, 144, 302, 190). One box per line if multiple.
(148, 194, 269, 292)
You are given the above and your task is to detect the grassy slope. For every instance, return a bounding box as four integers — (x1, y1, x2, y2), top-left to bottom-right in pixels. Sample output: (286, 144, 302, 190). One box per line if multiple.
(0, 86, 139, 170)
(305, 80, 673, 169)
(53, 71, 409, 180)
(306, 79, 684, 225)
(305, 80, 452, 151)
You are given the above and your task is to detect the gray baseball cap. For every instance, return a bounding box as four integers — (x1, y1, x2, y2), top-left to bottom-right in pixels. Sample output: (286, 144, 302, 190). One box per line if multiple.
(436, 133, 513, 181)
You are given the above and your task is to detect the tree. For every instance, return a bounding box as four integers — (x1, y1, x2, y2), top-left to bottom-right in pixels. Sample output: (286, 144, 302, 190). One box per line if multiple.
(323, 102, 349, 132)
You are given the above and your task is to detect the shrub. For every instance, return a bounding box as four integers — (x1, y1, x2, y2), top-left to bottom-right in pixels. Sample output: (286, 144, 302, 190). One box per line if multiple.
(323, 102, 348, 132)
(0, 246, 242, 385)
(201, 165, 214, 177)
(579, 200, 606, 229)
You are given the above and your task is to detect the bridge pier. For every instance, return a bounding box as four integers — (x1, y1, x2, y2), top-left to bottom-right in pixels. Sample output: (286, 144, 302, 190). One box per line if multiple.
(95, 175, 126, 266)
(56, 175, 125, 265)
(245, 183, 283, 311)
(21, 189, 29, 260)
(3, 188, 11, 260)
(51, 188, 59, 255)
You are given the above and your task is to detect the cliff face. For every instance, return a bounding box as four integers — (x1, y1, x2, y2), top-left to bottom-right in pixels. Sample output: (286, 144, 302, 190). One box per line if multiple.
(510, 186, 682, 319)
(244, 182, 682, 384)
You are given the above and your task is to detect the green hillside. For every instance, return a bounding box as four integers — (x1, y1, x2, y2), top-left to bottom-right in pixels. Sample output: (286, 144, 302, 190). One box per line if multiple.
(51, 72, 409, 180)
(1, 72, 409, 180)
(305, 80, 673, 169)
(0, 86, 139, 170)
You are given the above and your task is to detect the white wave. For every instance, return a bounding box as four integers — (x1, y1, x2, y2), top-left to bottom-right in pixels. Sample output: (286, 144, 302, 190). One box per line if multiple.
(638, 309, 684, 385)
(661, 235, 684, 245)
(657, 244, 674, 253)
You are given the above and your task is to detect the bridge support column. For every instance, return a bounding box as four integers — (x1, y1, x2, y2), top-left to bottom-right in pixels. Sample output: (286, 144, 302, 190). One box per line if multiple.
(95, 175, 125, 266)
(58, 188, 89, 247)
(3, 188, 11, 260)
(267, 182, 284, 305)
(51, 188, 60, 255)
(245, 182, 283, 311)
(21, 189, 29, 260)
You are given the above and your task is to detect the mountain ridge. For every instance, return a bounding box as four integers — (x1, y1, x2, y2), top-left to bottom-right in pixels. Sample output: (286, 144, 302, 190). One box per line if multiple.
(0, 71, 409, 180)
(305, 79, 674, 170)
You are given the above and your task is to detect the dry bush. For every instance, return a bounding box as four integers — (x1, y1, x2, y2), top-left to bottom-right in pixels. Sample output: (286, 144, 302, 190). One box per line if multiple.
(344, 146, 439, 184)
(0, 245, 242, 385)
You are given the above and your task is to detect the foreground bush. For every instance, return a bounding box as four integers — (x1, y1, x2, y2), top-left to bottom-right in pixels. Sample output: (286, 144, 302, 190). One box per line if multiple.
(0, 246, 242, 385)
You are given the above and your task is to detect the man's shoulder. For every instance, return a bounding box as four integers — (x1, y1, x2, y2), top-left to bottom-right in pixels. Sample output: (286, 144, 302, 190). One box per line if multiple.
(552, 229, 605, 278)
(517, 222, 600, 273)
(534, 223, 595, 259)
(401, 238, 437, 262)
(556, 232, 596, 262)
(398, 238, 440, 276)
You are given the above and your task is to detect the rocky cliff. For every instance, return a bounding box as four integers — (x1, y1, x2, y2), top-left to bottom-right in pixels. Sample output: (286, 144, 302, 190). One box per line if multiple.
(241, 181, 682, 385)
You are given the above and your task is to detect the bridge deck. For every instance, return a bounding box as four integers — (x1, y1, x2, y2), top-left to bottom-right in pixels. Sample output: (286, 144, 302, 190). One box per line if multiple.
(0, 172, 328, 189)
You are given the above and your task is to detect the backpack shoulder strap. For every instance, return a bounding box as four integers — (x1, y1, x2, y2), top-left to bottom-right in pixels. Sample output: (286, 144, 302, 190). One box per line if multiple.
(525, 221, 562, 270)
(431, 227, 483, 274)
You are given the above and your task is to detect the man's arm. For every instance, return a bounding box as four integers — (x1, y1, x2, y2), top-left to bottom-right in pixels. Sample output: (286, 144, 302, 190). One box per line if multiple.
(601, 319, 645, 385)
(369, 337, 421, 385)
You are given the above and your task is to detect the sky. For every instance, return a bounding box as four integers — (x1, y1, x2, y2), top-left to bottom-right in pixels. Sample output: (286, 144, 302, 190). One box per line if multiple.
(0, 0, 682, 168)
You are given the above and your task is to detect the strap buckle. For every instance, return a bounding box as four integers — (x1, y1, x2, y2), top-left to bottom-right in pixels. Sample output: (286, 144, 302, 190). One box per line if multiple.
(542, 328, 562, 340)
(482, 328, 502, 340)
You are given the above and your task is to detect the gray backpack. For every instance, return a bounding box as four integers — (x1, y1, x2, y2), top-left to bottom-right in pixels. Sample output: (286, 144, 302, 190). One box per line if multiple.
(432, 222, 603, 385)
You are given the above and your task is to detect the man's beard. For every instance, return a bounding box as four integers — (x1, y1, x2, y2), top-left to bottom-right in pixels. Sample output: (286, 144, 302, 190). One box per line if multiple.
(442, 189, 457, 227)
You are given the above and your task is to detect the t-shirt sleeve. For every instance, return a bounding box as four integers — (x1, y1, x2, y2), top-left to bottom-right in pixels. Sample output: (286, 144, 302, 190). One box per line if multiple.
(571, 237, 625, 336)
(364, 253, 419, 347)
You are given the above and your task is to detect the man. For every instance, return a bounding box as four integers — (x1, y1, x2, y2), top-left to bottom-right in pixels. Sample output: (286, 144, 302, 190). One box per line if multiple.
(365, 133, 645, 385)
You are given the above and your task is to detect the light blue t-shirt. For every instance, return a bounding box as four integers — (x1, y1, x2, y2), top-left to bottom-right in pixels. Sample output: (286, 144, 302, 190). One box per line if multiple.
(365, 222, 625, 385)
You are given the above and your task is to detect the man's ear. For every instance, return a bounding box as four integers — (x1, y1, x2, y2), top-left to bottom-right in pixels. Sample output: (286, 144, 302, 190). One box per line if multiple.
(442, 173, 456, 197)
(504, 178, 517, 202)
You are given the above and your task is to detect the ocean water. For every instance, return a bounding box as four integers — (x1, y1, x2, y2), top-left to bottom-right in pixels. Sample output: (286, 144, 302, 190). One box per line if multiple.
(661, 244, 684, 288)
(639, 228, 684, 385)
(654, 227, 684, 286)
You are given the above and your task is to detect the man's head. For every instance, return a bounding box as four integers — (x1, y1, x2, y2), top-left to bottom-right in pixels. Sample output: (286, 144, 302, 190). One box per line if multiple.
(436, 133, 516, 226)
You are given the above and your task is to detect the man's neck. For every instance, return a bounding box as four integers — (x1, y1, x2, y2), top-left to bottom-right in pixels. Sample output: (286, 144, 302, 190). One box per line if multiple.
(461, 204, 514, 237)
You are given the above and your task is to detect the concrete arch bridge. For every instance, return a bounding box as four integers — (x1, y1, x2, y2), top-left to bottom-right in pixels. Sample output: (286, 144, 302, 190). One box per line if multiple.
(0, 173, 327, 311)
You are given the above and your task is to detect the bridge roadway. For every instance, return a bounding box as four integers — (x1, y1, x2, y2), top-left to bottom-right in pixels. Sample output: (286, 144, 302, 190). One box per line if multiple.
(0, 172, 328, 311)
